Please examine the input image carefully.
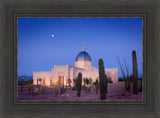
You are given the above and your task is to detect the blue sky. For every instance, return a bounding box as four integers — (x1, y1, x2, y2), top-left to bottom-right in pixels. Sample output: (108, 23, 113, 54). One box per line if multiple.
(18, 17, 142, 78)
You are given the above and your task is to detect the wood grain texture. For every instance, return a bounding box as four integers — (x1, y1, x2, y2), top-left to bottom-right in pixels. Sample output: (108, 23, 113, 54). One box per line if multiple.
(0, 0, 159, 118)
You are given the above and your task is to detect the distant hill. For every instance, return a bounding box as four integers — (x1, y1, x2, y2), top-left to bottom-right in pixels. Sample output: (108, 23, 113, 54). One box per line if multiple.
(18, 75, 33, 81)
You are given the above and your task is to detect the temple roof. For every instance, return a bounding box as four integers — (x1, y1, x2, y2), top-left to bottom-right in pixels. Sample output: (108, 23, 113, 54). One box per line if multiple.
(75, 51, 91, 62)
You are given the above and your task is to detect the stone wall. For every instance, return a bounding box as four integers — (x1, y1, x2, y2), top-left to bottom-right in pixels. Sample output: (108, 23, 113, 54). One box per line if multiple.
(33, 64, 119, 87)
(105, 68, 118, 83)
(33, 71, 54, 86)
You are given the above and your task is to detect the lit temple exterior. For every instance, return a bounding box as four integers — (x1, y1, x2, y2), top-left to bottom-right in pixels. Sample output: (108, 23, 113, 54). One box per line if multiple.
(33, 44, 118, 86)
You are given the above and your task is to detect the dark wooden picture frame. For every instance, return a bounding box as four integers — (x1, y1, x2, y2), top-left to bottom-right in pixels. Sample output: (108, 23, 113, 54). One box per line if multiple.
(1, 0, 160, 117)
(15, 14, 145, 104)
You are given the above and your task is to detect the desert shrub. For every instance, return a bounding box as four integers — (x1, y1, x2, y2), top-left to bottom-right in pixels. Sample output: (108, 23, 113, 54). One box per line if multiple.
(118, 78, 124, 81)
(107, 76, 113, 83)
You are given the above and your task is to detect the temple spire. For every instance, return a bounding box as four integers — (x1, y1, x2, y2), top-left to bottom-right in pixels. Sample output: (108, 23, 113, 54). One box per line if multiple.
(82, 42, 85, 51)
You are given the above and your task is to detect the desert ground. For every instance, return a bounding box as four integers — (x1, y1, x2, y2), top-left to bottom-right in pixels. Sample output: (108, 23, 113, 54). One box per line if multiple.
(18, 85, 142, 101)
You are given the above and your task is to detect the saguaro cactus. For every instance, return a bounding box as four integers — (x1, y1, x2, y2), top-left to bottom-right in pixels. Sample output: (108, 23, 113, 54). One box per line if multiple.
(77, 72, 82, 97)
(132, 50, 138, 94)
(104, 74, 108, 94)
(98, 58, 106, 100)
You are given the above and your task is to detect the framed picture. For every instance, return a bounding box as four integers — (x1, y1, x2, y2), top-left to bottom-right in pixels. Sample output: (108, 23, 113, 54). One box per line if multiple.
(16, 15, 144, 104)
(1, 0, 160, 118)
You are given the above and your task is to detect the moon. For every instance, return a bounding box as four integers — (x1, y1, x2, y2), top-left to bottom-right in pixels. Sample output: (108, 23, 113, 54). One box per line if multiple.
(51, 34, 54, 38)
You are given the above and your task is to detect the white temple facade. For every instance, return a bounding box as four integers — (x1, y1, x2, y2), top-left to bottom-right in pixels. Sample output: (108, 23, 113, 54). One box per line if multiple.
(33, 44, 118, 87)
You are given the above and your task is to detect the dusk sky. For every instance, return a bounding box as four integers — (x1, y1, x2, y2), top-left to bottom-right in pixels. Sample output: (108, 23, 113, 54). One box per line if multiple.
(18, 17, 142, 78)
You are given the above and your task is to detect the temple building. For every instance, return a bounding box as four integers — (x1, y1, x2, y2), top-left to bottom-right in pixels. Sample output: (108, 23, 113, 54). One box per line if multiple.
(33, 44, 118, 87)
